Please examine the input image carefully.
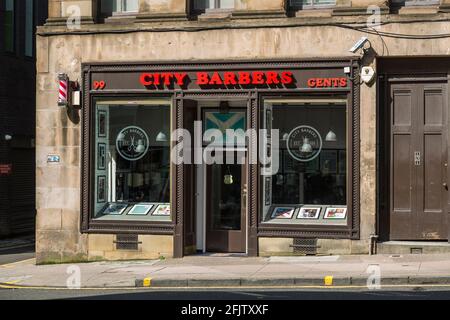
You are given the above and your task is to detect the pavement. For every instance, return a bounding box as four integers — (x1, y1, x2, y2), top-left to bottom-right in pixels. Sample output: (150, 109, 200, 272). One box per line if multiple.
(1, 253, 450, 289)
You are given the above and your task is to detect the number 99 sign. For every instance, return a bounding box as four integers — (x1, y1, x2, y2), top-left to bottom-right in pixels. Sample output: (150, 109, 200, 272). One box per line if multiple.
(93, 81, 106, 90)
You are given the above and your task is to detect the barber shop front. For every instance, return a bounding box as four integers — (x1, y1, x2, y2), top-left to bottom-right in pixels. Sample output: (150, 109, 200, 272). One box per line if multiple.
(80, 59, 360, 258)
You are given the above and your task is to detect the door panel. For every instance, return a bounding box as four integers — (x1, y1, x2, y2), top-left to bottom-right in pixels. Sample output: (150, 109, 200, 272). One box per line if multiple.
(390, 87, 417, 239)
(206, 159, 246, 253)
(389, 82, 448, 240)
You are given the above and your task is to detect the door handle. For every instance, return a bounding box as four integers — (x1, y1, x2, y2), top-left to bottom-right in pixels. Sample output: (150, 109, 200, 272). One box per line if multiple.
(443, 183, 448, 189)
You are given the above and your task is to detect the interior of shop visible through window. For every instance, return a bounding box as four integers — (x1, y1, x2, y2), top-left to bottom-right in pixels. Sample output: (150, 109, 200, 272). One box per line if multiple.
(93, 99, 171, 222)
(261, 99, 348, 226)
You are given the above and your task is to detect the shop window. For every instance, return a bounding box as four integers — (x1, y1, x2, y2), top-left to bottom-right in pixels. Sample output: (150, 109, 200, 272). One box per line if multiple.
(260, 99, 348, 226)
(4, 0, 14, 52)
(100, 0, 139, 18)
(193, 0, 235, 11)
(289, 0, 336, 9)
(390, 0, 438, 12)
(92, 99, 171, 222)
(25, 0, 34, 57)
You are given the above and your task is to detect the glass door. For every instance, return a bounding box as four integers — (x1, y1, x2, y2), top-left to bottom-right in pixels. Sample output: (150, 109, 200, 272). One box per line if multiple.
(205, 155, 247, 253)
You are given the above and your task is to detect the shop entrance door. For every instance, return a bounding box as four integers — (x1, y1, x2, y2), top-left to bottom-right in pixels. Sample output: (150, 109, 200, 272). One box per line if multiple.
(205, 153, 247, 253)
(389, 81, 449, 240)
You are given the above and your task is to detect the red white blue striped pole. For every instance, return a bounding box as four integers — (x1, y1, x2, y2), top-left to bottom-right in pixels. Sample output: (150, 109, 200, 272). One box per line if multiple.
(58, 73, 69, 107)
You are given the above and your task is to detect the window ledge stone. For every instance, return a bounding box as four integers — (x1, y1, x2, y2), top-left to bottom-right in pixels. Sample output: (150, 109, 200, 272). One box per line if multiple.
(295, 9, 333, 18)
(398, 5, 439, 15)
(197, 10, 233, 21)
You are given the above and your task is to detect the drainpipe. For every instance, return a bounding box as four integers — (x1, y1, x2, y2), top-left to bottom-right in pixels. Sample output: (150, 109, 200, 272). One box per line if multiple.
(369, 234, 379, 255)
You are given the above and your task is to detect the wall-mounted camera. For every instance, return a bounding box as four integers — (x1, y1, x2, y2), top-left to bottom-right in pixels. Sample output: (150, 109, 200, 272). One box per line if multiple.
(349, 36, 371, 54)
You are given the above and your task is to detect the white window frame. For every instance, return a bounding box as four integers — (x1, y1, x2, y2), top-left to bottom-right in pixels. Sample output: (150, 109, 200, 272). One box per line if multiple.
(193, 0, 235, 12)
(114, 0, 139, 13)
(289, 0, 336, 10)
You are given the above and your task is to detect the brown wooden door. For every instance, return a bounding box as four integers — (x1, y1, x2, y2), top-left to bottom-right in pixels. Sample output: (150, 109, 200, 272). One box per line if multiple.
(205, 158, 247, 252)
(390, 81, 448, 240)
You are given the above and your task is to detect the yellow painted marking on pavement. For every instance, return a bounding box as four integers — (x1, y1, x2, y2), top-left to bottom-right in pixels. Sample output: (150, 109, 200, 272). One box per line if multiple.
(143, 278, 152, 287)
(324, 276, 333, 286)
(4, 280, 22, 285)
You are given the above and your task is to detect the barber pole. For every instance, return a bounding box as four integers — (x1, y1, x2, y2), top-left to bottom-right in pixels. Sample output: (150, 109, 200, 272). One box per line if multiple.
(58, 73, 69, 107)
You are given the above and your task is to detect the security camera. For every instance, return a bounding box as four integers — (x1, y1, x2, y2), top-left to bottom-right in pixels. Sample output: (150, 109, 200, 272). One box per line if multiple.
(349, 37, 369, 53)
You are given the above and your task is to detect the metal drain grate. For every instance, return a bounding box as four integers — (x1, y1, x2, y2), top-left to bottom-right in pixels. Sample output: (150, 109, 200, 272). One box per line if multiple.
(291, 238, 319, 255)
(410, 247, 423, 255)
(114, 234, 140, 251)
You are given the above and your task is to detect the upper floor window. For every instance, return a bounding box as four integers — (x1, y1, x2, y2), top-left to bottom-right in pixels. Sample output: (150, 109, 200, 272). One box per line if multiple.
(289, 0, 336, 9)
(390, 0, 439, 13)
(25, 0, 34, 57)
(4, 0, 15, 52)
(100, 0, 139, 18)
(193, 0, 235, 11)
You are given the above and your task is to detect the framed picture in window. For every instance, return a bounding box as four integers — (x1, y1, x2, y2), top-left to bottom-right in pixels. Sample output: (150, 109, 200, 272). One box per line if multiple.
(102, 202, 128, 215)
(266, 109, 272, 133)
(153, 204, 171, 216)
(127, 203, 154, 216)
(306, 157, 320, 173)
(338, 150, 346, 174)
(320, 150, 337, 174)
(264, 177, 272, 206)
(324, 207, 347, 219)
(98, 143, 106, 170)
(271, 207, 296, 219)
(97, 175, 106, 203)
(297, 207, 321, 219)
(98, 110, 107, 137)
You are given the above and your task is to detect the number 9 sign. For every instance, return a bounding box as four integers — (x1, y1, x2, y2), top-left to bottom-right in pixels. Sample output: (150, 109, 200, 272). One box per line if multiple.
(93, 81, 106, 90)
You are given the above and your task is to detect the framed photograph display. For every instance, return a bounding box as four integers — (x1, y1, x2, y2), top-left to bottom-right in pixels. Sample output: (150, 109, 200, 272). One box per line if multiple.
(324, 207, 347, 219)
(338, 150, 346, 174)
(297, 207, 321, 219)
(264, 177, 272, 206)
(98, 110, 107, 137)
(153, 204, 171, 216)
(271, 207, 296, 219)
(283, 151, 297, 173)
(306, 157, 320, 173)
(127, 203, 154, 216)
(98, 143, 106, 170)
(320, 150, 337, 174)
(102, 203, 128, 215)
(97, 176, 106, 203)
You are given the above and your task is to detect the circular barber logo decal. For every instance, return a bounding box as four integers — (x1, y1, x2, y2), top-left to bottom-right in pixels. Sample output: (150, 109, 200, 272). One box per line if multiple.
(287, 125, 322, 162)
(116, 126, 149, 161)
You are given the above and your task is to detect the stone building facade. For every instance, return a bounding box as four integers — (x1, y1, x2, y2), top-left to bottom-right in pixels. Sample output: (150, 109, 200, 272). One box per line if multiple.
(36, 0, 450, 264)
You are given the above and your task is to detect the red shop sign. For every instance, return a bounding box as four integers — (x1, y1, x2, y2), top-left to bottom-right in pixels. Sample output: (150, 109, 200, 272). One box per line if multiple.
(139, 71, 294, 87)
(0, 164, 12, 176)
